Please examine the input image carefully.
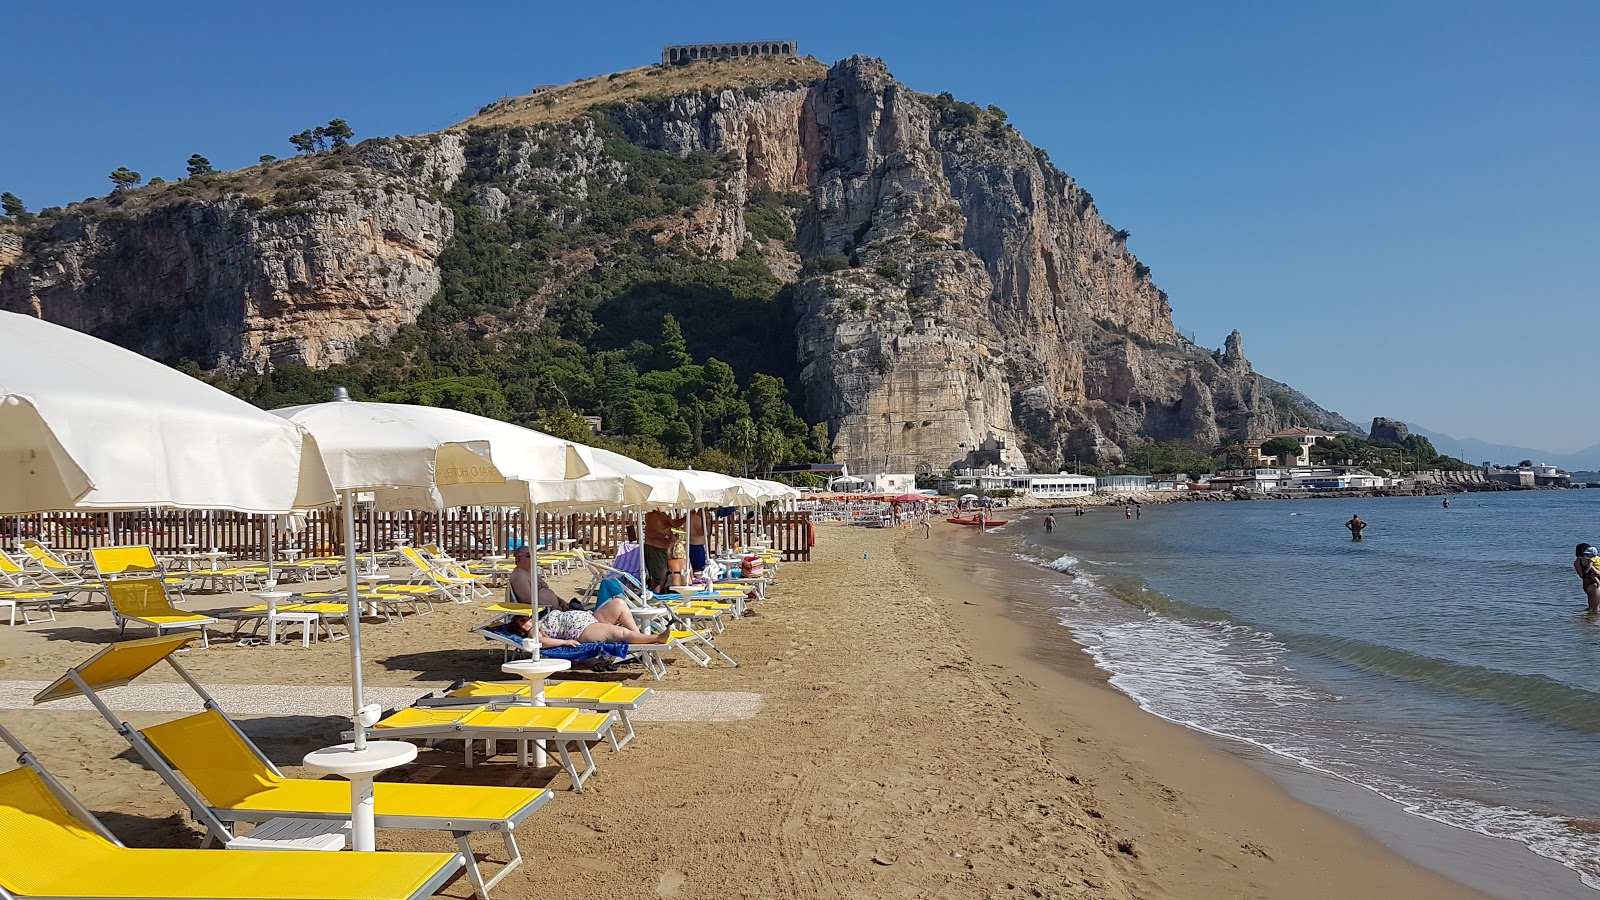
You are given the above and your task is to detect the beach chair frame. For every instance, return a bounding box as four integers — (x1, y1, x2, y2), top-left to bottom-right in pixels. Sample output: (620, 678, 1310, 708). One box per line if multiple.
(580, 562, 740, 670)
(103, 577, 215, 648)
(34, 636, 545, 900)
(0, 721, 463, 900)
(416, 680, 653, 751)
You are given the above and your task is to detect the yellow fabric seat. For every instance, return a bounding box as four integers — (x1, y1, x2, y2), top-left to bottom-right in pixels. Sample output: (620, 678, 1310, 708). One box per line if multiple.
(104, 578, 214, 647)
(370, 703, 615, 790)
(141, 709, 548, 823)
(0, 767, 459, 900)
(544, 681, 651, 705)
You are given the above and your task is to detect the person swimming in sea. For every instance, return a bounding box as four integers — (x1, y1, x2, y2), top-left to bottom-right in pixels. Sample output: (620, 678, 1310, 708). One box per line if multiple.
(1346, 514, 1367, 541)
(1043, 513, 1055, 533)
(1574, 544, 1600, 614)
(1443, 497, 1451, 509)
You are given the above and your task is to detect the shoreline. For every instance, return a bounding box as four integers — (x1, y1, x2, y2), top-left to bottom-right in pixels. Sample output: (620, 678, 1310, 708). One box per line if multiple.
(896, 523, 1509, 899)
(917, 513, 1591, 899)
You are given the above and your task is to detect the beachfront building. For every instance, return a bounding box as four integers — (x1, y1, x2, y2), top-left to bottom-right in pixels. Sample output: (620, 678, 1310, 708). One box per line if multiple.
(1095, 474, 1151, 493)
(1287, 470, 1385, 491)
(1246, 428, 1340, 467)
(1207, 470, 1287, 493)
(1016, 474, 1098, 498)
(860, 473, 916, 494)
(943, 468, 1097, 499)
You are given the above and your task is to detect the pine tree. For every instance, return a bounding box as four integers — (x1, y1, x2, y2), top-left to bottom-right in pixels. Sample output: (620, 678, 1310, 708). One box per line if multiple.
(289, 131, 316, 154)
(323, 118, 354, 149)
(658, 314, 692, 369)
(108, 167, 142, 191)
(1, 192, 25, 219)
(185, 154, 214, 177)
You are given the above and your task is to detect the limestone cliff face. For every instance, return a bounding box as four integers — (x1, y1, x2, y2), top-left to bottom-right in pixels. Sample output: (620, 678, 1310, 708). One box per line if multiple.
(0, 55, 1354, 469)
(0, 136, 465, 370)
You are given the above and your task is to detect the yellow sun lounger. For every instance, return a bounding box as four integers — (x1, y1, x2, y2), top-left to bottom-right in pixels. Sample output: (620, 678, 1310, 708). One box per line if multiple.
(0, 754, 463, 900)
(399, 547, 490, 601)
(90, 545, 189, 588)
(364, 705, 615, 791)
(416, 679, 653, 750)
(15, 544, 103, 602)
(104, 578, 216, 647)
(33, 634, 549, 900)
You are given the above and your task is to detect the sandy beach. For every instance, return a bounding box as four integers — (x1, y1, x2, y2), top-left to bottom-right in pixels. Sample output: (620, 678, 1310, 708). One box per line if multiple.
(0, 531, 1487, 899)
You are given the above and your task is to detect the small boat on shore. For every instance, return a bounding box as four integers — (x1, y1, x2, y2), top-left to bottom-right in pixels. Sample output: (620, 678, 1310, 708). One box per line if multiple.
(947, 515, 1007, 527)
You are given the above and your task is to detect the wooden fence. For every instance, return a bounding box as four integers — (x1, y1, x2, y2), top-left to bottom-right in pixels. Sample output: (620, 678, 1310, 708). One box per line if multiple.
(3, 509, 813, 562)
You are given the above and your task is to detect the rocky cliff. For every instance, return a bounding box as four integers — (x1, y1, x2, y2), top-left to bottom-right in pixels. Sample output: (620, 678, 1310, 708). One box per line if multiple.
(0, 54, 1355, 471)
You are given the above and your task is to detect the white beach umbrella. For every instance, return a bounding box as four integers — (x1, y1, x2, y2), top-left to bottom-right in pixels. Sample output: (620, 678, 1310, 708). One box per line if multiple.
(0, 312, 335, 515)
(273, 395, 591, 851)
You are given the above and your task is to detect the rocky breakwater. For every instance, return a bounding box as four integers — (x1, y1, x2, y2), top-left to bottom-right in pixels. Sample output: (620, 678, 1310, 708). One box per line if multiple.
(0, 135, 466, 370)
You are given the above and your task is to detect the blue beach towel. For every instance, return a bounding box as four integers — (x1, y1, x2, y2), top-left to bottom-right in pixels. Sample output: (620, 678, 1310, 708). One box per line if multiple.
(537, 641, 632, 662)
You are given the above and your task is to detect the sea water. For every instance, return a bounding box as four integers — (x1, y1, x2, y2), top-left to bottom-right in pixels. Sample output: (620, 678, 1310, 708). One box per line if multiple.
(1005, 492, 1600, 892)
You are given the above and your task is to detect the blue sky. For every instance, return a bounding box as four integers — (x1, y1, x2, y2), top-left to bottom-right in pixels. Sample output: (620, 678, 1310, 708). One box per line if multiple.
(5, 1, 1596, 450)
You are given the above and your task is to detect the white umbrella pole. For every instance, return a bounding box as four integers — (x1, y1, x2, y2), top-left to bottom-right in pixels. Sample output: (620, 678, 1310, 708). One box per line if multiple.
(106, 511, 115, 546)
(528, 504, 540, 663)
(266, 515, 276, 584)
(343, 492, 367, 751)
(637, 511, 647, 593)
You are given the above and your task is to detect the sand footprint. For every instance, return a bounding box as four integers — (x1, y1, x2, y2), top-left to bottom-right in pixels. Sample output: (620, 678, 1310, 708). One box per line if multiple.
(656, 869, 686, 897)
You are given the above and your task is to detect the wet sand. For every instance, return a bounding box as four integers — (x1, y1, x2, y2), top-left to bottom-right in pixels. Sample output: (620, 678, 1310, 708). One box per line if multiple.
(0, 532, 1490, 898)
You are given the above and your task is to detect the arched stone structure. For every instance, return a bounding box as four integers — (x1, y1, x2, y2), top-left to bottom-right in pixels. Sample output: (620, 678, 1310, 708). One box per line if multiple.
(661, 40, 800, 66)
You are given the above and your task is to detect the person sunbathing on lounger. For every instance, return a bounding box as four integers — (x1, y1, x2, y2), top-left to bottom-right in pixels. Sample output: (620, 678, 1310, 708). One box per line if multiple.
(501, 613, 670, 648)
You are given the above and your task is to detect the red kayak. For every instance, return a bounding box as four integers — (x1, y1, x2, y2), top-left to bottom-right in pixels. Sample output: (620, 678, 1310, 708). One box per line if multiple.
(946, 515, 1008, 527)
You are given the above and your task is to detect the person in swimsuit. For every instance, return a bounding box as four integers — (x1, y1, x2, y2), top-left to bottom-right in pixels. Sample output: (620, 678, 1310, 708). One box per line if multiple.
(1574, 544, 1600, 614)
(1346, 514, 1367, 541)
(1043, 514, 1055, 533)
(500, 612, 669, 648)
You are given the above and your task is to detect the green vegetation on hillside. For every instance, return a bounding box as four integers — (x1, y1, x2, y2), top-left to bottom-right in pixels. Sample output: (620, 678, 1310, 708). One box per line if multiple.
(202, 115, 826, 476)
(1308, 433, 1471, 473)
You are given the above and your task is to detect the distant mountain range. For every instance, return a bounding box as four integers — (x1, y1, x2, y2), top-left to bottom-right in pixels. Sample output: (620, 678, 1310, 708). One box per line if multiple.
(1407, 425, 1600, 470)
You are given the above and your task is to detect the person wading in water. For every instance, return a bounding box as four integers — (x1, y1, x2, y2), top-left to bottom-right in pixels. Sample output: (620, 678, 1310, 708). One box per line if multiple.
(1346, 514, 1368, 541)
(1575, 544, 1600, 614)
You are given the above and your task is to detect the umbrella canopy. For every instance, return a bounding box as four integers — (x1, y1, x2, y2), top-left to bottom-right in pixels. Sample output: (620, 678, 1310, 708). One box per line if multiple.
(272, 396, 595, 766)
(526, 445, 680, 512)
(892, 494, 925, 503)
(274, 400, 590, 508)
(0, 312, 335, 515)
(678, 470, 757, 507)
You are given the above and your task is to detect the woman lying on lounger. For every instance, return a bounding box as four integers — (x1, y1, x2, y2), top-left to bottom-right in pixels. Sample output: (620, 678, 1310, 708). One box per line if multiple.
(500, 613, 670, 648)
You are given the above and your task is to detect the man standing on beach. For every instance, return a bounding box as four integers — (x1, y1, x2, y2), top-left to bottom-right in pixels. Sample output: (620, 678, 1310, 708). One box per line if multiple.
(1044, 513, 1055, 533)
(644, 509, 683, 591)
(1346, 514, 1368, 541)
(922, 520, 931, 539)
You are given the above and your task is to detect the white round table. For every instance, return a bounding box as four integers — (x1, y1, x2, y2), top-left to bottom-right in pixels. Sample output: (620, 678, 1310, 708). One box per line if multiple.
(252, 591, 310, 647)
(302, 740, 417, 852)
(502, 659, 571, 767)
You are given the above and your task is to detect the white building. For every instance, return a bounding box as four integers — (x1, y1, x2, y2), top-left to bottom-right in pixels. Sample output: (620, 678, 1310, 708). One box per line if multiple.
(1016, 474, 1098, 498)
(1095, 474, 1151, 493)
(861, 473, 916, 494)
(945, 472, 1098, 499)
